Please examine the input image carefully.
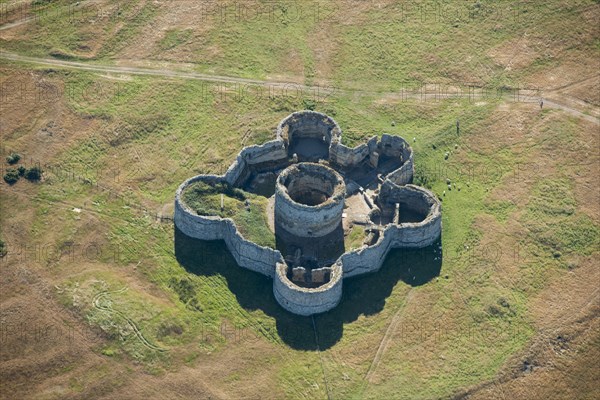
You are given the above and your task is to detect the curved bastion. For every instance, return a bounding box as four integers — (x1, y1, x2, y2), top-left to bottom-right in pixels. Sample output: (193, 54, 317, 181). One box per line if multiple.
(174, 110, 442, 316)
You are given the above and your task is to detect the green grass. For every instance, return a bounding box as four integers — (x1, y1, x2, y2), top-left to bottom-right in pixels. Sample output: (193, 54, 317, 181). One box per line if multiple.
(0, 0, 157, 59)
(56, 272, 173, 365)
(2, 25, 598, 397)
(345, 224, 366, 251)
(525, 178, 600, 260)
(191, 3, 319, 81)
(484, 199, 517, 222)
(158, 29, 193, 51)
(182, 181, 275, 248)
(2, 0, 593, 93)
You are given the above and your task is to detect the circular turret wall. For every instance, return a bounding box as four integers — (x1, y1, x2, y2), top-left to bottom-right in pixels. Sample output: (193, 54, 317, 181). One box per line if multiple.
(275, 163, 345, 238)
(276, 110, 342, 162)
(276, 110, 342, 143)
(273, 262, 343, 316)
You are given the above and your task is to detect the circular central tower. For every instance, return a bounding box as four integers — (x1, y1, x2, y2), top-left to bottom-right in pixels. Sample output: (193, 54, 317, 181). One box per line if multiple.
(275, 163, 345, 238)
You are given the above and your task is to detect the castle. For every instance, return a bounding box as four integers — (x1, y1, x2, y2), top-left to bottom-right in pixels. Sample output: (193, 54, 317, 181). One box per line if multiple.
(174, 111, 442, 315)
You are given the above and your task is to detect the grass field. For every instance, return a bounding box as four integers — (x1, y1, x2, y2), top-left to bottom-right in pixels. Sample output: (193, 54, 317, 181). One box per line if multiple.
(1, 1, 599, 399)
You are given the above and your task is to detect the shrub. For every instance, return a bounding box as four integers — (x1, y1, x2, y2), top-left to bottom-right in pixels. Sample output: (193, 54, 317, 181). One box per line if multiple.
(3, 169, 20, 184)
(24, 166, 43, 181)
(6, 153, 21, 165)
(17, 166, 26, 176)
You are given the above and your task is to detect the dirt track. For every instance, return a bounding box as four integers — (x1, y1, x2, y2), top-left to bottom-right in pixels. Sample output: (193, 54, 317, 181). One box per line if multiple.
(1, 51, 598, 125)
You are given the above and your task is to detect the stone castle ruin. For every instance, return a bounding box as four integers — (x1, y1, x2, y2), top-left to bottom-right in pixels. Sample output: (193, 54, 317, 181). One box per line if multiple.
(174, 111, 442, 315)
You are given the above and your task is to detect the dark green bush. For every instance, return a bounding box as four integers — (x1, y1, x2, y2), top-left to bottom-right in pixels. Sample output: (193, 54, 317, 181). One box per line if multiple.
(24, 166, 43, 181)
(17, 166, 26, 176)
(3, 169, 20, 184)
(6, 153, 21, 165)
(168, 277, 201, 310)
(414, 168, 432, 189)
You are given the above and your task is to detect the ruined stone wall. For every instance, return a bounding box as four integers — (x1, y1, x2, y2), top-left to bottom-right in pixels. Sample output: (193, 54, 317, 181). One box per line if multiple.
(379, 182, 439, 215)
(273, 263, 343, 316)
(276, 110, 342, 144)
(337, 232, 393, 277)
(175, 175, 344, 313)
(329, 134, 414, 185)
(379, 134, 414, 185)
(174, 175, 226, 240)
(221, 222, 283, 278)
(338, 217, 441, 277)
(241, 140, 288, 164)
(174, 175, 284, 278)
(385, 157, 414, 186)
(224, 156, 249, 187)
(175, 111, 441, 316)
(275, 163, 345, 238)
(224, 139, 288, 186)
(338, 181, 442, 278)
(330, 142, 368, 167)
(175, 171, 440, 315)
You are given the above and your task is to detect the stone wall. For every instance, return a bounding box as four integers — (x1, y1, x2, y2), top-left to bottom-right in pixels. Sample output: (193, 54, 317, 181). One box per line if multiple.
(379, 134, 414, 185)
(241, 140, 288, 164)
(276, 110, 342, 144)
(329, 139, 372, 167)
(224, 139, 288, 186)
(338, 183, 442, 277)
(273, 263, 343, 316)
(329, 134, 414, 185)
(224, 156, 249, 187)
(175, 173, 441, 309)
(175, 111, 441, 316)
(275, 163, 346, 238)
(385, 157, 414, 186)
(379, 181, 439, 214)
(175, 175, 284, 278)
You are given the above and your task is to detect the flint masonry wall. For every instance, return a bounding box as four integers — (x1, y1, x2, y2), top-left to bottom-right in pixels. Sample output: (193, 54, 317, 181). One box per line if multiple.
(175, 110, 442, 316)
(339, 182, 442, 278)
(275, 163, 346, 238)
(224, 139, 288, 187)
(175, 175, 284, 278)
(273, 262, 343, 315)
(276, 110, 342, 144)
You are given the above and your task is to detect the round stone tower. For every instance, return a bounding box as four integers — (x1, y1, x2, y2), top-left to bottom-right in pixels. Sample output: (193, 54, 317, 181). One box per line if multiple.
(275, 162, 345, 238)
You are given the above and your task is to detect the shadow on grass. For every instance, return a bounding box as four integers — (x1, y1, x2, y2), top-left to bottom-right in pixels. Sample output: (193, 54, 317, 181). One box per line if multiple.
(175, 226, 441, 351)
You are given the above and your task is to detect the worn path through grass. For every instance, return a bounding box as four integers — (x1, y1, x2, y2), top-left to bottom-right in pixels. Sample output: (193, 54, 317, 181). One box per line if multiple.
(1, 51, 598, 124)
